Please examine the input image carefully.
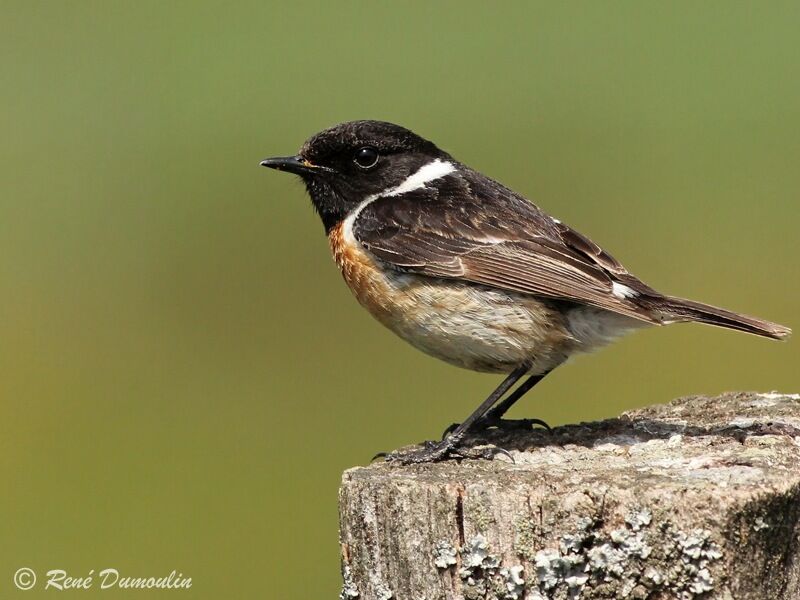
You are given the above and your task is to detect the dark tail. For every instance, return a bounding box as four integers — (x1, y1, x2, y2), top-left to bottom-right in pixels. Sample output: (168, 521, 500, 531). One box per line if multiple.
(658, 296, 791, 340)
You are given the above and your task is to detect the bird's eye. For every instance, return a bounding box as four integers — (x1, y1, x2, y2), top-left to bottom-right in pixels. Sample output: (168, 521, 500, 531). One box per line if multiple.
(354, 146, 379, 169)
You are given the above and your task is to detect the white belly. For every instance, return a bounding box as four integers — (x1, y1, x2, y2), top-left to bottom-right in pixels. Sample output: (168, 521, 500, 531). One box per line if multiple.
(381, 271, 580, 373)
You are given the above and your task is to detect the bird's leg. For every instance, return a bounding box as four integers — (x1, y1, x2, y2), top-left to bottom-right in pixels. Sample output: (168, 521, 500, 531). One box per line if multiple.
(441, 370, 552, 439)
(482, 371, 552, 427)
(384, 363, 530, 465)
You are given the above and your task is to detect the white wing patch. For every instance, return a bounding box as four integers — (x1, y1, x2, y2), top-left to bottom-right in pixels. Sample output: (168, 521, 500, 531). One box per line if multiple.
(612, 281, 638, 300)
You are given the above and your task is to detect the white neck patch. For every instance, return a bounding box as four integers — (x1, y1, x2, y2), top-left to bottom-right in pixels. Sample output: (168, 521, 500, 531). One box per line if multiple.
(343, 159, 456, 242)
(377, 158, 456, 199)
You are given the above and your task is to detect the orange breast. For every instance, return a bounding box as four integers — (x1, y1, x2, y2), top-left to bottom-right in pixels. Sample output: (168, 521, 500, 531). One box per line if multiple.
(328, 222, 402, 327)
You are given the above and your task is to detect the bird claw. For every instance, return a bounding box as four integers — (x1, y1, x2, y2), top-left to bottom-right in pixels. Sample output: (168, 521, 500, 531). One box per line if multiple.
(382, 440, 451, 465)
(508, 417, 552, 431)
(441, 416, 551, 439)
(371, 450, 389, 462)
(381, 439, 513, 465)
(441, 422, 460, 439)
(452, 444, 515, 463)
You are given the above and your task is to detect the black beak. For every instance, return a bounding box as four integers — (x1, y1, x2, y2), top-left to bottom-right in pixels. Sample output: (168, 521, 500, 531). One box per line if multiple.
(259, 155, 328, 176)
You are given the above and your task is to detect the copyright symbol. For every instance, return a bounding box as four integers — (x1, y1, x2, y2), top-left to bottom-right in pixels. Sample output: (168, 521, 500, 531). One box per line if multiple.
(13, 568, 36, 590)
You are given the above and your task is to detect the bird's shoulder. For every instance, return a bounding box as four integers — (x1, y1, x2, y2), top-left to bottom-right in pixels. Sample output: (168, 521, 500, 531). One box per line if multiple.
(353, 167, 543, 238)
(352, 166, 632, 278)
(348, 164, 660, 321)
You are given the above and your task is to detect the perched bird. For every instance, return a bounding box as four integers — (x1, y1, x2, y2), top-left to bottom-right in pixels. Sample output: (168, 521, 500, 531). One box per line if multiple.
(260, 120, 791, 464)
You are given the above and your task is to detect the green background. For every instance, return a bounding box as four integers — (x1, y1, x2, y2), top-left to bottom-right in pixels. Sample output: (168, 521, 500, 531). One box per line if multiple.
(2, 2, 798, 597)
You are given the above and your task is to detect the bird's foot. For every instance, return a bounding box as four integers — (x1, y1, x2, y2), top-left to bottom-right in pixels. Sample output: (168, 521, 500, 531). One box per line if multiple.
(377, 438, 513, 465)
(441, 415, 551, 440)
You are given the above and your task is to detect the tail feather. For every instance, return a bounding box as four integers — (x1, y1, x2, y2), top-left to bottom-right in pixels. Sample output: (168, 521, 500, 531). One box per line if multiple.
(657, 296, 791, 340)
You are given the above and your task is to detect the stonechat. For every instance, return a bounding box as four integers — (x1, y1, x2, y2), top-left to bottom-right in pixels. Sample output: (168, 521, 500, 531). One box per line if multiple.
(261, 120, 790, 464)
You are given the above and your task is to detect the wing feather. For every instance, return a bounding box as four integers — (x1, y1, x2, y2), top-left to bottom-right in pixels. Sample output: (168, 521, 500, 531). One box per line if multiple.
(352, 168, 658, 323)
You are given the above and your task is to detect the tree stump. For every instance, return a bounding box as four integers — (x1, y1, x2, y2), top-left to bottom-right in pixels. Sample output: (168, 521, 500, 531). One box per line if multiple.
(338, 392, 800, 600)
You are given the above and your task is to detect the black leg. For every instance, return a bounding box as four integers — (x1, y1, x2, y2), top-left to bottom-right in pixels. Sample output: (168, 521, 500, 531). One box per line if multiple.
(444, 362, 532, 441)
(484, 371, 550, 422)
(385, 362, 531, 464)
(441, 370, 553, 439)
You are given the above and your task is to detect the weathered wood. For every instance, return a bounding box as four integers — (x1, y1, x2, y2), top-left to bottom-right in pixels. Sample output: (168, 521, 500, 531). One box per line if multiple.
(339, 392, 800, 600)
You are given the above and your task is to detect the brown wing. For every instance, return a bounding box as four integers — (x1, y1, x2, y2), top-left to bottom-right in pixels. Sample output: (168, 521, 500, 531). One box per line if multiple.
(352, 167, 660, 323)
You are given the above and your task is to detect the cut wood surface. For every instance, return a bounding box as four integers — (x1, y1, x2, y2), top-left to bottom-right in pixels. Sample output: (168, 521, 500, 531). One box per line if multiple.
(339, 392, 800, 600)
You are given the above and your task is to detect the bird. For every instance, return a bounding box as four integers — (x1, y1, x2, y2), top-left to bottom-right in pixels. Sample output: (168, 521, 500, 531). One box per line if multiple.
(260, 120, 791, 464)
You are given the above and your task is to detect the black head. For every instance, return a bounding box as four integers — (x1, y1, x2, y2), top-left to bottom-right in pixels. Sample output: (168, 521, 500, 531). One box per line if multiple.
(260, 120, 451, 232)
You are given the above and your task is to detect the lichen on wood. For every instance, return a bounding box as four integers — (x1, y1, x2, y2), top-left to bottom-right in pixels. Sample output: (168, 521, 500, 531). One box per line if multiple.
(338, 392, 800, 600)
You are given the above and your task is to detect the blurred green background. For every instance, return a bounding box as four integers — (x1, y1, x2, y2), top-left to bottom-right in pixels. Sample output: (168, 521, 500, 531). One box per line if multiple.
(1, 1, 798, 597)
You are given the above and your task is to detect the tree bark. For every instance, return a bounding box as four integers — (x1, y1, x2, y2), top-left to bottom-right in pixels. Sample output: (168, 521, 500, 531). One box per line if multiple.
(338, 392, 800, 600)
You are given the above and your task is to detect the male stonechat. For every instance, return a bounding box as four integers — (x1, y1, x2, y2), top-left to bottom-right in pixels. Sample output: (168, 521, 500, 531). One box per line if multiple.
(261, 120, 790, 464)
